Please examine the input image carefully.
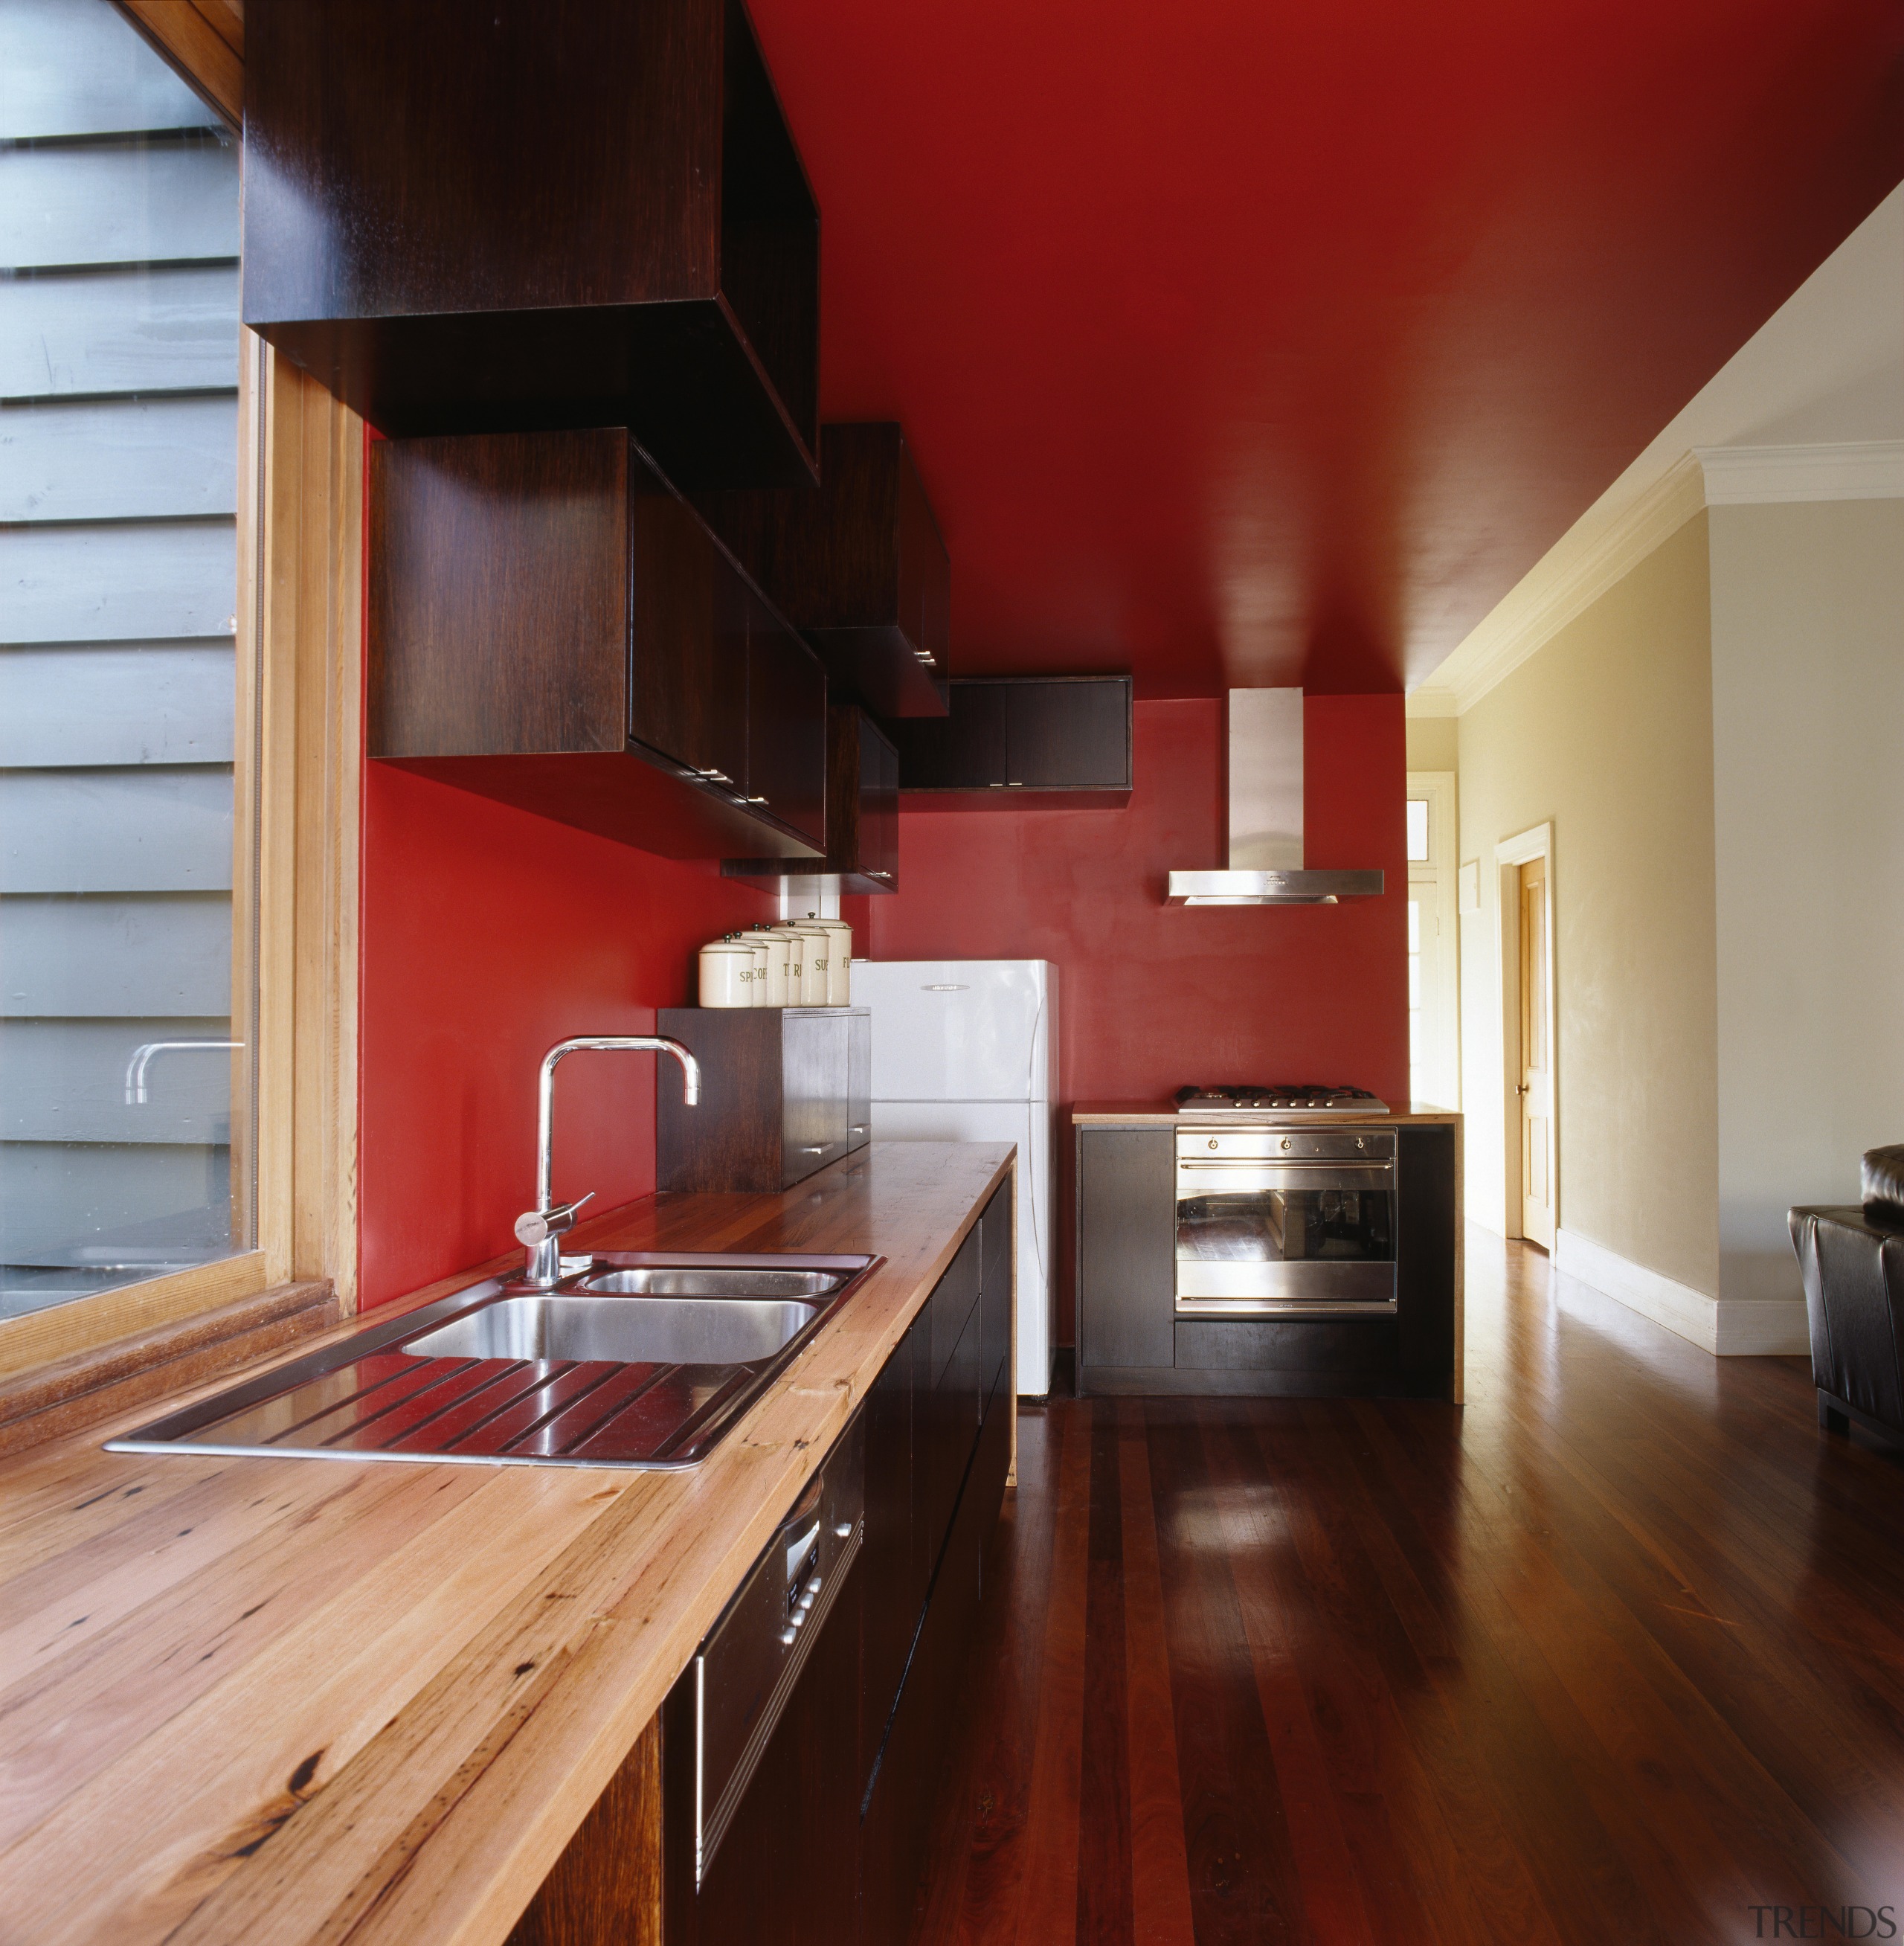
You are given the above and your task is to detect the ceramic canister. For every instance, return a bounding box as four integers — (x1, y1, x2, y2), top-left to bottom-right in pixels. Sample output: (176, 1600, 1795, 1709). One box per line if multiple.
(698, 936, 756, 1008)
(800, 914, 855, 1005)
(745, 923, 791, 1006)
(768, 923, 807, 1004)
(774, 922, 829, 1006)
(743, 935, 770, 1003)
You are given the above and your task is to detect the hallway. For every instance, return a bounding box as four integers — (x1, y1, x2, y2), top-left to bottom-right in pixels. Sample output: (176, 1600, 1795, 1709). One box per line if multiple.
(910, 1237, 1904, 1944)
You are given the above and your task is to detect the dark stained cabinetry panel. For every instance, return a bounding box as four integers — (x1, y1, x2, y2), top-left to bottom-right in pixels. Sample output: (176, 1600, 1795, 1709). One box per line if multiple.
(741, 590, 827, 849)
(1396, 1123, 1457, 1382)
(883, 675, 1133, 807)
(628, 492, 750, 792)
(655, 1007, 869, 1193)
(698, 423, 951, 716)
(518, 1187, 1016, 1946)
(724, 706, 898, 893)
(1076, 1119, 1460, 1398)
(243, 0, 819, 486)
(369, 428, 827, 861)
(859, 1207, 1013, 1946)
(660, 1561, 863, 1946)
(859, 1308, 928, 1797)
(1076, 1127, 1177, 1375)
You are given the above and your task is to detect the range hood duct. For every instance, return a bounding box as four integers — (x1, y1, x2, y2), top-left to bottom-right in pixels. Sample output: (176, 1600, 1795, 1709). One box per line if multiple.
(1165, 688, 1385, 907)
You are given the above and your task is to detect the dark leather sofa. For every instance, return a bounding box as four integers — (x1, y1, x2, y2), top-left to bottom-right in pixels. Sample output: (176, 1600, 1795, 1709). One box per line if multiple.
(1789, 1145, 1904, 1441)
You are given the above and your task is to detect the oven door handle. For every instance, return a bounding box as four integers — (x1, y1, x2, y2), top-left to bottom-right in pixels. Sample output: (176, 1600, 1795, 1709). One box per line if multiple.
(1175, 1161, 1394, 1178)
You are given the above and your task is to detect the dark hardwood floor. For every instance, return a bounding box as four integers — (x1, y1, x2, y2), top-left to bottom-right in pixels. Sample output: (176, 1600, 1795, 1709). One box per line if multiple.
(906, 1234, 1904, 1945)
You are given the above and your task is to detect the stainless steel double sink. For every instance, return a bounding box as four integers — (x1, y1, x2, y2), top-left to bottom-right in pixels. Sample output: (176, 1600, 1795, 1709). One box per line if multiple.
(106, 1253, 879, 1470)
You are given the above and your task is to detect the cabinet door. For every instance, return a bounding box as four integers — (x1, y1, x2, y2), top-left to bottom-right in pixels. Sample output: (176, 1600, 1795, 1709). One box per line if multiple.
(978, 1184, 1012, 1404)
(1005, 678, 1130, 789)
(928, 1227, 981, 1387)
(846, 1011, 871, 1154)
(921, 1281, 984, 1587)
(1077, 1127, 1176, 1375)
(855, 713, 898, 887)
(628, 476, 748, 787)
(1397, 1124, 1456, 1384)
(370, 428, 631, 760)
(911, 1232, 980, 1590)
(860, 1311, 925, 1797)
(780, 1010, 849, 1184)
(744, 592, 828, 847)
(886, 681, 1007, 789)
(682, 1559, 863, 1946)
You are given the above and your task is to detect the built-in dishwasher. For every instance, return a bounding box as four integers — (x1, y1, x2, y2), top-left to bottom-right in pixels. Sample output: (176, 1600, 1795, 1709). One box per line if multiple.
(1174, 1125, 1398, 1314)
(681, 1416, 865, 1889)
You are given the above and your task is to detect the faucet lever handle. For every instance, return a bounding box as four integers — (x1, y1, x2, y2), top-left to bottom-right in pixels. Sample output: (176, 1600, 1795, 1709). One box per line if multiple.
(513, 1190, 595, 1250)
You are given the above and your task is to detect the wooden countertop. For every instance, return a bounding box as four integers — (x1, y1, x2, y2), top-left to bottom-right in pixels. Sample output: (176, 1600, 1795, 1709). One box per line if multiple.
(1071, 1100, 1463, 1125)
(0, 1142, 1013, 1946)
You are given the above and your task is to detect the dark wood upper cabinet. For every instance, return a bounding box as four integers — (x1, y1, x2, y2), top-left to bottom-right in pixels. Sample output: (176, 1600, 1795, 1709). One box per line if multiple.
(742, 588, 828, 849)
(243, 0, 819, 489)
(725, 705, 898, 893)
(698, 423, 951, 716)
(369, 427, 827, 860)
(882, 675, 1133, 806)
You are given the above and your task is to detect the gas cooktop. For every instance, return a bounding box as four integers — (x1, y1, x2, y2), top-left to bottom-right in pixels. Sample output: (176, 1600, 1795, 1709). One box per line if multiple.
(1174, 1084, 1392, 1114)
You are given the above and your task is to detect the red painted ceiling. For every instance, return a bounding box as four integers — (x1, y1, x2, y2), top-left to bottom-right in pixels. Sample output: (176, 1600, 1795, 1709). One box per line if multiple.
(747, 0, 1904, 696)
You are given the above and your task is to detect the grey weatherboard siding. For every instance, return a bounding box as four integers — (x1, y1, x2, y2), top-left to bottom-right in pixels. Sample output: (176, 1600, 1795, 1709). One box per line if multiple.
(0, 0, 241, 1312)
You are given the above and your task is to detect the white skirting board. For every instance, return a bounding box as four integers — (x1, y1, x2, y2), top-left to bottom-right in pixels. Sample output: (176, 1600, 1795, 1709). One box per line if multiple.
(1554, 1228, 1810, 1356)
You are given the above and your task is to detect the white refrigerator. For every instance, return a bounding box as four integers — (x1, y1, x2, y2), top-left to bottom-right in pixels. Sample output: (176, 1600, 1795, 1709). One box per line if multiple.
(849, 960, 1057, 1396)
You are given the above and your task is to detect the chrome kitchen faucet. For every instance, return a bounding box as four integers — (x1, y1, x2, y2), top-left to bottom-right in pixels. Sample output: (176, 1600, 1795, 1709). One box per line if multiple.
(514, 1035, 701, 1286)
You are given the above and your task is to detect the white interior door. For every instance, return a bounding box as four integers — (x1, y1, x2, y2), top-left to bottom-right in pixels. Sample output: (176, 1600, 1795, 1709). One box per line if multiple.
(1518, 853, 1556, 1249)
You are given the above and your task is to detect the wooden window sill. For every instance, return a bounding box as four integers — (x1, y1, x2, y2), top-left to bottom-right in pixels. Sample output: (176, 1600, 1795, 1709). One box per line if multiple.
(0, 1279, 340, 1460)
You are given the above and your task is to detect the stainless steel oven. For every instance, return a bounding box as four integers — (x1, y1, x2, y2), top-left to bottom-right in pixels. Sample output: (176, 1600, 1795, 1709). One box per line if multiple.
(1174, 1126, 1396, 1314)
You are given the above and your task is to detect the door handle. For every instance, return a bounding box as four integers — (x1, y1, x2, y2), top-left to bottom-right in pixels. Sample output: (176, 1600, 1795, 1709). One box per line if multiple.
(1517, 1083, 1530, 1095)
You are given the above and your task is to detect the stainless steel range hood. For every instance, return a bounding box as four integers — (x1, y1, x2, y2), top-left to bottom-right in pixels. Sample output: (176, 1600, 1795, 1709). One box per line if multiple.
(1166, 689, 1385, 907)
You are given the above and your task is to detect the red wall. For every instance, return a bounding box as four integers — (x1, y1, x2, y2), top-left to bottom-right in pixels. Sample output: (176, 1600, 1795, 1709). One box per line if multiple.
(358, 765, 771, 1306)
(358, 694, 1405, 1324)
(855, 693, 1407, 1341)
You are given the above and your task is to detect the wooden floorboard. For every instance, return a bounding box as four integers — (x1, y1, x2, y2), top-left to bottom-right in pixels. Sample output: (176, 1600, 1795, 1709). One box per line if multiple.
(912, 1233, 1904, 1943)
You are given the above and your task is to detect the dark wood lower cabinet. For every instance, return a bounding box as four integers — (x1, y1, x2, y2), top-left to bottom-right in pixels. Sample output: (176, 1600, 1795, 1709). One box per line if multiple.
(512, 1186, 1016, 1946)
(860, 1310, 930, 1794)
(508, 1718, 663, 1946)
(1075, 1126, 1176, 1371)
(662, 1561, 865, 1946)
(1076, 1120, 1458, 1399)
(861, 1359, 1012, 1946)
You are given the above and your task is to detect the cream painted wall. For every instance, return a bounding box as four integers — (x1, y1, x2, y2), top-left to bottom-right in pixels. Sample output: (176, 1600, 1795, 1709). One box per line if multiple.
(1406, 718, 1458, 771)
(1709, 498, 1904, 1302)
(1456, 513, 1719, 1292)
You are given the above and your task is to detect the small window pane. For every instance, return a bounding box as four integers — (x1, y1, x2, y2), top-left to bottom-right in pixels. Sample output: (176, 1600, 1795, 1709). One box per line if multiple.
(1, 0, 249, 1321)
(1406, 797, 1430, 862)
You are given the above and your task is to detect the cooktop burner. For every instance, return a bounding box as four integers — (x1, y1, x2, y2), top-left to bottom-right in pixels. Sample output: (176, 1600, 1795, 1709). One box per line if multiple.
(1175, 1084, 1392, 1114)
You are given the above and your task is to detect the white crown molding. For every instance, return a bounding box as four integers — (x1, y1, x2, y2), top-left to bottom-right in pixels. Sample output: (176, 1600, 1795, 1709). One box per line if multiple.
(1696, 438, 1904, 504)
(1415, 453, 1707, 718)
(1403, 685, 1460, 718)
(1410, 437, 1904, 719)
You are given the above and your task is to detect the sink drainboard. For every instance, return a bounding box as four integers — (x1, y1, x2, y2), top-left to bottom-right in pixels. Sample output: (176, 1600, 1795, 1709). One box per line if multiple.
(105, 1253, 878, 1471)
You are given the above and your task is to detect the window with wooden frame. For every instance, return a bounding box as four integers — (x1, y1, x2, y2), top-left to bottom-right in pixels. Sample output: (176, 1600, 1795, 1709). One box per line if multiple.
(0, 0, 358, 1422)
